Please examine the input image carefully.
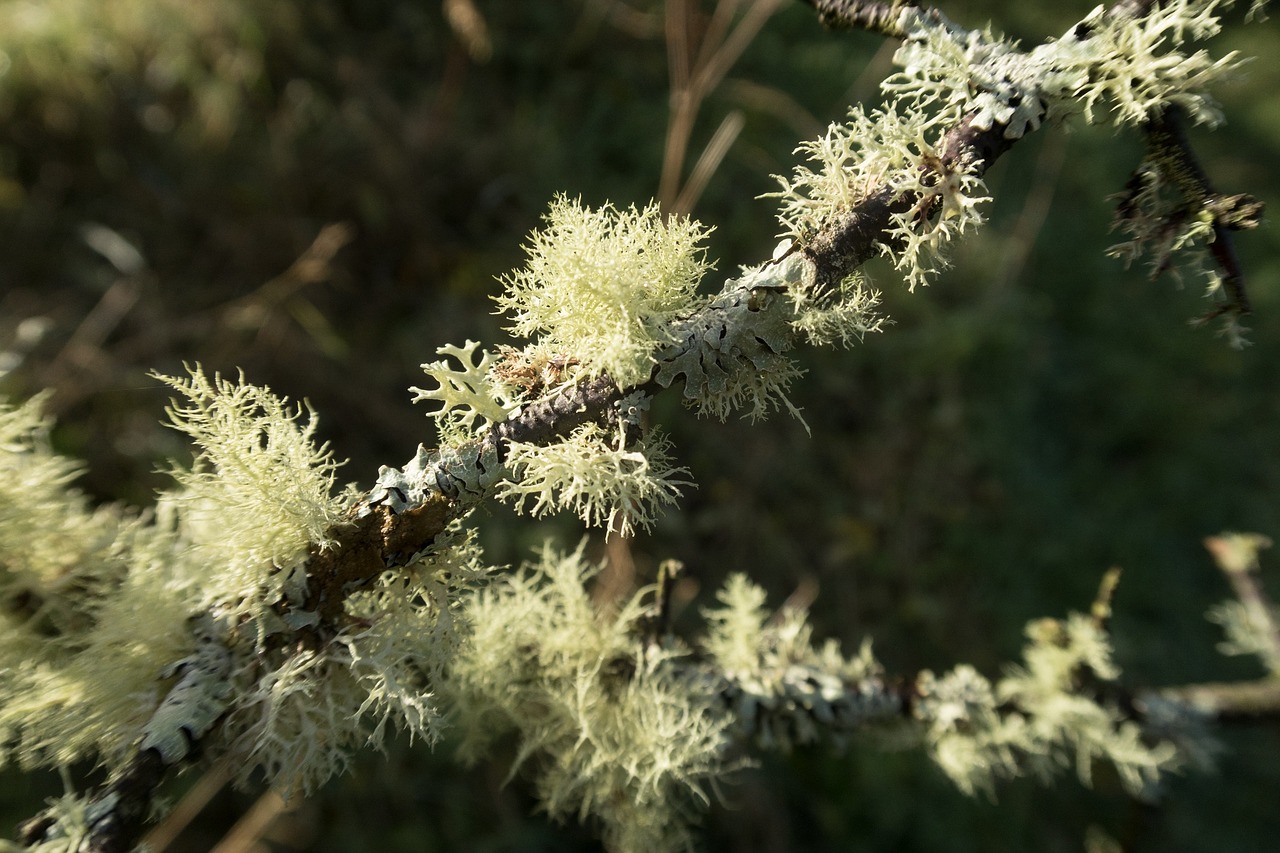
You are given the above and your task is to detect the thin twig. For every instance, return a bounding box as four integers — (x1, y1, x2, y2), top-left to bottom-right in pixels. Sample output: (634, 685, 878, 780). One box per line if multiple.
(1149, 678, 1280, 721)
(141, 761, 235, 852)
(209, 790, 293, 853)
(671, 109, 746, 215)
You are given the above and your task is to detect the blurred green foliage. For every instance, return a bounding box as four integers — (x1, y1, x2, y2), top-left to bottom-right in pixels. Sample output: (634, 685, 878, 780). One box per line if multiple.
(1, 1, 1278, 851)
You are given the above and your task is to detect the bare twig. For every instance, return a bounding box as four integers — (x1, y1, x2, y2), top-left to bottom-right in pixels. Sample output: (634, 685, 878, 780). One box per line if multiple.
(141, 761, 235, 852)
(209, 790, 294, 853)
(442, 0, 492, 62)
(1148, 678, 1280, 722)
(660, 0, 783, 213)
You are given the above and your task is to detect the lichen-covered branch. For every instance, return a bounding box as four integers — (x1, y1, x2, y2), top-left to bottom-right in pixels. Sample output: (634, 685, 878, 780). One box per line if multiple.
(1112, 106, 1266, 324)
(4, 1, 1271, 851)
(446, 554, 1205, 851)
(798, 0, 922, 37)
(321, 0, 1268, 622)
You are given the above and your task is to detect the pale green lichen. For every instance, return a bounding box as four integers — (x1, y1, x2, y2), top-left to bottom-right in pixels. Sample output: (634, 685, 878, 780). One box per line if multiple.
(494, 195, 713, 388)
(700, 573, 772, 676)
(772, 0, 1254, 293)
(916, 665, 1017, 795)
(447, 543, 732, 853)
(1207, 599, 1275, 661)
(0, 790, 97, 853)
(215, 530, 489, 796)
(0, 393, 125, 646)
(919, 614, 1182, 798)
(1107, 161, 1218, 286)
(699, 574, 897, 750)
(498, 422, 691, 536)
(2, 369, 484, 787)
(155, 368, 354, 632)
(887, 1, 1250, 132)
(769, 101, 990, 291)
(412, 340, 518, 440)
(217, 643, 366, 796)
(1072, 1, 1249, 128)
(790, 273, 886, 349)
(0, 395, 194, 772)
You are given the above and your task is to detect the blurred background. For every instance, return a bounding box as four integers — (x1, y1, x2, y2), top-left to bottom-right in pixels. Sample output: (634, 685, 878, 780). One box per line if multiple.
(1, 1, 1278, 851)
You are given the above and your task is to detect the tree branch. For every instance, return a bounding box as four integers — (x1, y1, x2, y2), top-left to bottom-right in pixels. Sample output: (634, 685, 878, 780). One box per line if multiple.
(14, 0, 1269, 848)
(1133, 106, 1265, 320)
(798, 0, 921, 37)
(1147, 678, 1280, 722)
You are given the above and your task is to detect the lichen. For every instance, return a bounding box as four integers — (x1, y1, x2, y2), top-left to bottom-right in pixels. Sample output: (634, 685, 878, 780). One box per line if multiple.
(412, 340, 517, 439)
(494, 195, 713, 388)
(447, 543, 732, 853)
(498, 422, 690, 536)
(654, 257, 808, 425)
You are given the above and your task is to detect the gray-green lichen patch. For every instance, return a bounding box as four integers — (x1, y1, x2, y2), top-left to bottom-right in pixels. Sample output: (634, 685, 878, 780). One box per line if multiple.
(654, 256, 808, 423)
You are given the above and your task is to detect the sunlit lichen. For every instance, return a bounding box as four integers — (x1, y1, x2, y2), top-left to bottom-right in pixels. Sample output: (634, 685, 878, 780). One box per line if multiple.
(498, 422, 691, 536)
(447, 543, 732, 853)
(494, 195, 713, 388)
(772, 0, 1252, 293)
(790, 273, 886, 349)
(769, 102, 990, 291)
(917, 614, 1182, 798)
(0, 396, 194, 772)
(154, 368, 354, 632)
(412, 340, 519, 441)
(212, 530, 489, 796)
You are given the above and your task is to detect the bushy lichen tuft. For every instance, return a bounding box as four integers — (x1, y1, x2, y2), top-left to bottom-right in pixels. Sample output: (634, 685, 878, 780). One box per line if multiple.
(155, 368, 354, 633)
(0, 394, 125, 647)
(1072, 1, 1248, 128)
(770, 102, 990, 291)
(0, 396, 194, 772)
(917, 614, 1182, 797)
(498, 422, 691, 536)
(790, 273, 886, 348)
(494, 195, 713, 388)
(447, 543, 732, 853)
(214, 528, 489, 796)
